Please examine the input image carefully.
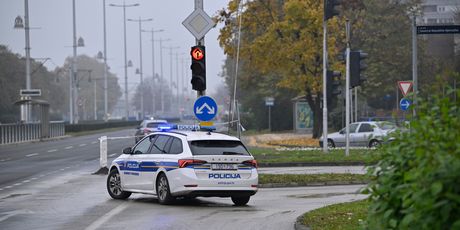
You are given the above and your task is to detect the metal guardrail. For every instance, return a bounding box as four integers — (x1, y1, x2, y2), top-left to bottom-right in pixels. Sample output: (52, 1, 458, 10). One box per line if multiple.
(0, 121, 65, 145)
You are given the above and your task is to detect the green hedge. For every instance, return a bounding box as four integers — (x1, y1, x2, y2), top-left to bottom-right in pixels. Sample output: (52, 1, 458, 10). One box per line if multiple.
(364, 90, 460, 229)
(65, 120, 139, 133)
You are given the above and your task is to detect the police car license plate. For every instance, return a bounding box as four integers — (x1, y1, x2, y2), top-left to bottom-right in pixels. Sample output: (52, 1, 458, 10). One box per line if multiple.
(211, 163, 237, 170)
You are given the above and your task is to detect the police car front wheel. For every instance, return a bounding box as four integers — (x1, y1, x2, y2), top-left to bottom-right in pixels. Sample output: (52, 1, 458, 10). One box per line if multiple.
(231, 196, 250, 206)
(107, 169, 131, 199)
(156, 174, 174, 205)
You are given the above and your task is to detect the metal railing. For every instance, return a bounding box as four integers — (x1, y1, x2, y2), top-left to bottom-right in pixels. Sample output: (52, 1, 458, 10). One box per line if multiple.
(0, 121, 65, 145)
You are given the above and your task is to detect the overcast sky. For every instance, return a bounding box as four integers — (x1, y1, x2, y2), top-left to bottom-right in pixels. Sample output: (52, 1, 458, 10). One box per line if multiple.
(0, 0, 229, 95)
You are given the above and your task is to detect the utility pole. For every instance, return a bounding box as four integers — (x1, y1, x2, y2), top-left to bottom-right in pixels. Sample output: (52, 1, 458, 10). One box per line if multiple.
(345, 20, 351, 156)
(102, 0, 108, 121)
(157, 38, 170, 114)
(322, 16, 328, 153)
(142, 28, 164, 115)
(412, 13, 417, 117)
(195, 0, 205, 97)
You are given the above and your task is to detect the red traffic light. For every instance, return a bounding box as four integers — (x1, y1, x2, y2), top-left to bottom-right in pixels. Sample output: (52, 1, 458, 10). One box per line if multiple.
(191, 47, 204, 61)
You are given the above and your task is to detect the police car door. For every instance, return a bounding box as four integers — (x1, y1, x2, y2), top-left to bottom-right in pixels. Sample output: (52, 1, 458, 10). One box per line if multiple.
(123, 135, 153, 190)
(139, 134, 171, 191)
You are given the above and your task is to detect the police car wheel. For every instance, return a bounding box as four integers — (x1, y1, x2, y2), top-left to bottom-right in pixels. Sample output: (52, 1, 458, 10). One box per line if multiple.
(156, 174, 174, 205)
(107, 169, 131, 199)
(231, 196, 250, 206)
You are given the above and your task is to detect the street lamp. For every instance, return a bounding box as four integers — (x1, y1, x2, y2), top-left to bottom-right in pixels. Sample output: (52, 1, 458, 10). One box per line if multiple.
(128, 60, 133, 67)
(156, 38, 170, 114)
(164, 45, 180, 111)
(128, 17, 152, 120)
(14, 0, 32, 123)
(110, 2, 139, 119)
(142, 28, 164, 116)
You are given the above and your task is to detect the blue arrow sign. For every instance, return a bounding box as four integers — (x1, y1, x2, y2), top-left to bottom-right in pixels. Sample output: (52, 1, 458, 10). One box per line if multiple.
(194, 96, 218, 121)
(400, 98, 411, 111)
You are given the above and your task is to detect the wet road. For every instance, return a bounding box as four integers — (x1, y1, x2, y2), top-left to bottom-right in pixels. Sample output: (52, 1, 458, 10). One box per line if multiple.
(0, 130, 367, 229)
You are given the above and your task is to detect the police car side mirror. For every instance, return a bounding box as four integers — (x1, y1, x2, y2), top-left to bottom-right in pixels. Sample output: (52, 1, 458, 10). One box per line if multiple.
(122, 147, 133, 155)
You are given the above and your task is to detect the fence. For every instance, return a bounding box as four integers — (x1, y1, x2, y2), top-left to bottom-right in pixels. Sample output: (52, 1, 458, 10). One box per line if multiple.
(0, 121, 65, 145)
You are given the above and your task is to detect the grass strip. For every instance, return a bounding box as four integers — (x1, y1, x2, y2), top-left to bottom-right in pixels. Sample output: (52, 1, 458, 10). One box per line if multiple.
(250, 148, 381, 165)
(259, 173, 370, 185)
(301, 199, 369, 230)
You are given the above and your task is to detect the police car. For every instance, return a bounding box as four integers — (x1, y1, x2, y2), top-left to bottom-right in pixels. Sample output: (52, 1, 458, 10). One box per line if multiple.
(107, 124, 258, 206)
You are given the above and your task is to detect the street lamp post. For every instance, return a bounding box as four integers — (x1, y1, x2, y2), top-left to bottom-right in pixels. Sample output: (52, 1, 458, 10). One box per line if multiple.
(101, 0, 108, 121)
(109, 2, 139, 119)
(71, 0, 85, 124)
(157, 38, 171, 114)
(165, 46, 180, 112)
(14, 0, 32, 122)
(128, 17, 152, 120)
(142, 28, 164, 116)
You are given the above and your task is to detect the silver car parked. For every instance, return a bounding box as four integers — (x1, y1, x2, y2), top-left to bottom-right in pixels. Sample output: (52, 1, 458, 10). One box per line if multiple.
(320, 121, 396, 148)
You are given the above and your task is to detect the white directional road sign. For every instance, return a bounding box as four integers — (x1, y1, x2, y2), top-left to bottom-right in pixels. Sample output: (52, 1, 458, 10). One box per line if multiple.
(400, 98, 411, 111)
(194, 96, 218, 121)
(398, 81, 413, 97)
(182, 8, 215, 40)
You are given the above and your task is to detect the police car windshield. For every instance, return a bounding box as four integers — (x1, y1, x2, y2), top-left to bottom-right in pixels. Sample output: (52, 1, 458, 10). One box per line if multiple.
(146, 122, 166, 128)
(188, 140, 250, 156)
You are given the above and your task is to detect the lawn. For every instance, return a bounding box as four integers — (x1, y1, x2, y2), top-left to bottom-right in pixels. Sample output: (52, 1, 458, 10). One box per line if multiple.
(259, 173, 369, 186)
(249, 147, 381, 165)
(301, 199, 369, 230)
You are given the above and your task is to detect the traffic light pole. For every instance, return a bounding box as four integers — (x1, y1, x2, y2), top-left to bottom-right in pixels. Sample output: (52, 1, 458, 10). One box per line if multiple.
(322, 20, 328, 153)
(412, 13, 417, 117)
(195, 0, 205, 97)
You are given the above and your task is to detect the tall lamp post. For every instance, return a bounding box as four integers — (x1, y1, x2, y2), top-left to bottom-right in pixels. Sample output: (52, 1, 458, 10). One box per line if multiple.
(71, 0, 86, 124)
(109, 2, 139, 119)
(101, 0, 109, 121)
(14, 0, 32, 122)
(156, 38, 171, 114)
(142, 28, 164, 115)
(128, 17, 152, 120)
(164, 45, 180, 111)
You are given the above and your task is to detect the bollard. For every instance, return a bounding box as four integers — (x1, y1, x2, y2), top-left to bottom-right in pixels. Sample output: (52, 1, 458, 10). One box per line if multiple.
(93, 136, 109, 175)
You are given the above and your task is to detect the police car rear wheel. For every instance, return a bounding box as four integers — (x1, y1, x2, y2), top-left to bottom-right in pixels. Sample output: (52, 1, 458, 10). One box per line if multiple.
(156, 174, 174, 205)
(107, 169, 131, 199)
(231, 196, 250, 206)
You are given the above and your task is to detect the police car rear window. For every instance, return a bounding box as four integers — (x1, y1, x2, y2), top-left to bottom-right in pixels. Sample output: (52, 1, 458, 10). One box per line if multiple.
(146, 122, 166, 128)
(188, 140, 250, 156)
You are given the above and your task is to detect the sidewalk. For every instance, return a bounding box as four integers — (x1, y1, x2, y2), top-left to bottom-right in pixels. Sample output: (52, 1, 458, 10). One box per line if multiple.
(258, 166, 367, 175)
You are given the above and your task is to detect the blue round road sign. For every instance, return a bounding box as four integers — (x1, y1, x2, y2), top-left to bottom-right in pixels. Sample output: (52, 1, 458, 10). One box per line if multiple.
(194, 96, 218, 121)
(400, 98, 411, 111)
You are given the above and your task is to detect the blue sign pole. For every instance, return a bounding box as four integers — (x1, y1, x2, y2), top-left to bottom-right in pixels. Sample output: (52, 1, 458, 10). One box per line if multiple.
(194, 96, 218, 121)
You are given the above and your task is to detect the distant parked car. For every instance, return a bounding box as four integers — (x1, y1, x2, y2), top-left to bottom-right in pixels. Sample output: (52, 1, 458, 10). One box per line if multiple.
(134, 119, 168, 143)
(319, 121, 397, 148)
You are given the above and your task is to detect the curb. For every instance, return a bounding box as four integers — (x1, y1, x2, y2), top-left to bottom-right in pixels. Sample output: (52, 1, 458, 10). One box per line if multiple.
(294, 214, 311, 230)
(258, 180, 368, 188)
(258, 162, 368, 167)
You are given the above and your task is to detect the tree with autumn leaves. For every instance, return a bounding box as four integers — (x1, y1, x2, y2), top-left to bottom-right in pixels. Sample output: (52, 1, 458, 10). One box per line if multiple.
(217, 0, 344, 138)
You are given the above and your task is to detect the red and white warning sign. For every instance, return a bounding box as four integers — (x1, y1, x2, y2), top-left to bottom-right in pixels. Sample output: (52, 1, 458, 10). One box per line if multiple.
(398, 81, 413, 97)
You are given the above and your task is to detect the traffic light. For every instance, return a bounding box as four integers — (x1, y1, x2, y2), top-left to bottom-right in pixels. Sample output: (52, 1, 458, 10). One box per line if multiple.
(350, 50, 368, 88)
(190, 45, 206, 91)
(327, 70, 342, 108)
(324, 0, 341, 21)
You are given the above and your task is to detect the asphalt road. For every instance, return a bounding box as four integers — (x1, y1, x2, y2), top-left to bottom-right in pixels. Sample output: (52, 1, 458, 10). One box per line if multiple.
(0, 130, 367, 230)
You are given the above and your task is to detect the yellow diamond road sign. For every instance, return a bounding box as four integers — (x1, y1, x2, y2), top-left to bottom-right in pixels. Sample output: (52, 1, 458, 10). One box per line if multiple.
(182, 8, 215, 40)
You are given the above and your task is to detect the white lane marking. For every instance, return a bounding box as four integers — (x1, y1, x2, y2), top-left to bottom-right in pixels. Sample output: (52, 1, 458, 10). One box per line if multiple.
(5, 186, 13, 189)
(0, 188, 3, 191)
(108, 153, 117, 157)
(0, 210, 33, 223)
(47, 149, 57, 153)
(91, 141, 97, 144)
(79, 144, 87, 147)
(0, 158, 11, 162)
(22, 180, 30, 183)
(26, 153, 39, 157)
(30, 178, 38, 180)
(84, 203, 129, 230)
(14, 183, 22, 186)
(65, 146, 73, 150)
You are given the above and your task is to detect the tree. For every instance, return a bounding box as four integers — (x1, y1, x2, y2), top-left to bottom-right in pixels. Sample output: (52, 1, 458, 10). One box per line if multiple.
(217, 0, 344, 137)
(54, 55, 122, 120)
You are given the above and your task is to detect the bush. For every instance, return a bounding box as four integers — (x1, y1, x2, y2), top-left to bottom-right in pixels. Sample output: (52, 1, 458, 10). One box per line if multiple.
(364, 90, 460, 229)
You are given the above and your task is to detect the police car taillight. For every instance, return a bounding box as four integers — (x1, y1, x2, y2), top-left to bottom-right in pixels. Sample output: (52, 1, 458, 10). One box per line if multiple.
(243, 160, 258, 168)
(178, 159, 207, 168)
(143, 129, 150, 134)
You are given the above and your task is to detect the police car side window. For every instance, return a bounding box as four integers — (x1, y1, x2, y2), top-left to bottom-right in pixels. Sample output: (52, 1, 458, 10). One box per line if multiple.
(133, 137, 152, 155)
(150, 135, 170, 154)
(168, 137, 183, 154)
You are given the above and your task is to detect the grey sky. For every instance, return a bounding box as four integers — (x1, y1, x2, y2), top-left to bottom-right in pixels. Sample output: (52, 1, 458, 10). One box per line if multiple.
(0, 0, 228, 95)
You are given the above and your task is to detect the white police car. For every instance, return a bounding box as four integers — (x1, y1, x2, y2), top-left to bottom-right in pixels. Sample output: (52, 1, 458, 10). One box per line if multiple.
(107, 125, 258, 206)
